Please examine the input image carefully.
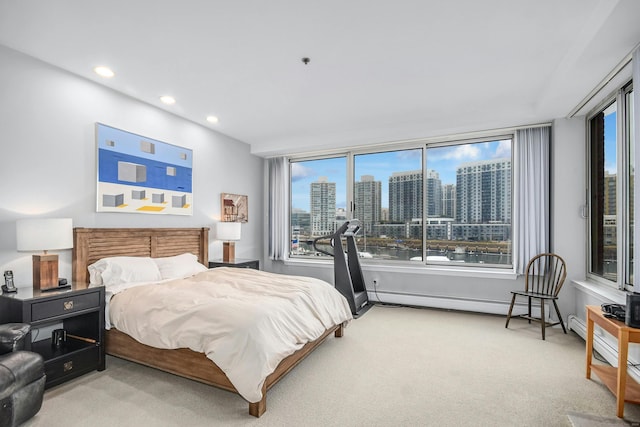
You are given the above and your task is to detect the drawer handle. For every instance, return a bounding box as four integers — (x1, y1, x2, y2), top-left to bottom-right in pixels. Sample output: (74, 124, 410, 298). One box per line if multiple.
(63, 300, 74, 310)
(63, 361, 73, 372)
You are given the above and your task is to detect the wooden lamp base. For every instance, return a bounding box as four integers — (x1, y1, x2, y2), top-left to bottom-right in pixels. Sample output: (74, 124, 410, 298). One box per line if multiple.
(33, 253, 59, 291)
(223, 242, 236, 263)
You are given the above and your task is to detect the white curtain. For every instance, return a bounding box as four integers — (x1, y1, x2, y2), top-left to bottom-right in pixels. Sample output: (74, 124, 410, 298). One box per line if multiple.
(268, 157, 289, 260)
(514, 126, 551, 274)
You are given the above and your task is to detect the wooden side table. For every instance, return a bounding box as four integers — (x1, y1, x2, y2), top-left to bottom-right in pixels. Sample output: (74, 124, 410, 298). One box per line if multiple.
(0, 283, 105, 388)
(586, 305, 640, 417)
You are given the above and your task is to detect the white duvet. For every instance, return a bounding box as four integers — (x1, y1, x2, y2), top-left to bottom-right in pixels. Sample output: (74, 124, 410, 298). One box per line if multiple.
(108, 267, 353, 402)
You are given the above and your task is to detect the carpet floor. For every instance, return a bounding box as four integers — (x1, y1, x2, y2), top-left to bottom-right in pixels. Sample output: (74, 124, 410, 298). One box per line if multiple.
(567, 412, 639, 427)
(21, 304, 640, 426)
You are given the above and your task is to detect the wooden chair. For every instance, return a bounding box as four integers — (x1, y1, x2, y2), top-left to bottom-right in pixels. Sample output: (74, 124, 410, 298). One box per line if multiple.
(505, 253, 567, 340)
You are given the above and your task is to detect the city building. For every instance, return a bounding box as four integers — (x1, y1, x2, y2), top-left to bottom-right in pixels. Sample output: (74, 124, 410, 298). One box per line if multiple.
(354, 175, 381, 233)
(604, 172, 616, 216)
(442, 183, 456, 219)
(389, 169, 444, 223)
(381, 208, 389, 222)
(291, 208, 311, 235)
(425, 169, 442, 218)
(456, 158, 511, 225)
(389, 170, 422, 222)
(310, 177, 336, 236)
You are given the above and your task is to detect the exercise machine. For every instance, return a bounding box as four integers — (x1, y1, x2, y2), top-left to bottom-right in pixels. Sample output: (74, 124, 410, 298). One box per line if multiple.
(313, 219, 372, 318)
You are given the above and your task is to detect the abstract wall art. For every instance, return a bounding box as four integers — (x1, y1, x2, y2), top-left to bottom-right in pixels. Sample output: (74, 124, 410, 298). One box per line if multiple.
(96, 123, 193, 215)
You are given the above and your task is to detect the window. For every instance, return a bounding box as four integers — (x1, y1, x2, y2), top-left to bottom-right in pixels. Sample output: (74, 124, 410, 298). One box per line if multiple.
(426, 139, 512, 267)
(354, 149, 423, 261)
(290, 156, 346, 257)
(588, 82, 634, 288)
(288, 136, 514, 269)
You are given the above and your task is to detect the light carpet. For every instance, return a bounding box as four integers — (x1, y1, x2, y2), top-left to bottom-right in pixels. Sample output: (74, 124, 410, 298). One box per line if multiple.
(21, 305, 640, 426)
(567, 412, 638, 427)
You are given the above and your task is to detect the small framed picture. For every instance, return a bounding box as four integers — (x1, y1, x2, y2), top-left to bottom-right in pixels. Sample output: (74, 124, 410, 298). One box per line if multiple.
(221, 193, 248, 222)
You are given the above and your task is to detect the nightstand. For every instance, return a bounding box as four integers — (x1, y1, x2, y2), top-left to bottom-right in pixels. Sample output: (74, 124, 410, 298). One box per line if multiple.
(0, 283, 105, 389)
(209, 259, 260, 270)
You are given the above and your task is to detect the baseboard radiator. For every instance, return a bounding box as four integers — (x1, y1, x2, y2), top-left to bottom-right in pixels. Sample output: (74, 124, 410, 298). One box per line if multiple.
(568, 314, 640, 383)
(369, 291, 550, 319)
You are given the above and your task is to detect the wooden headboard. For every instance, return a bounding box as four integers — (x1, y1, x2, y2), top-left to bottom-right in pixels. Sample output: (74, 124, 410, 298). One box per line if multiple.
(72, 227, 209, 283)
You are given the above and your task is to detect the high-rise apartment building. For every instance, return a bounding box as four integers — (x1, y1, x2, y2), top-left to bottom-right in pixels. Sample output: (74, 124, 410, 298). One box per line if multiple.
(388, 169, 441, 222)
(354, 175, 381, 233)
(425, 169, 442, 218)
(603, 173, 617, 246)
(310, 176, 336, 236)
(455, 158, 511, 224)
(389, 170, 422, 222)
(604, 172, 616, 216)
(442, 183, 456, 219)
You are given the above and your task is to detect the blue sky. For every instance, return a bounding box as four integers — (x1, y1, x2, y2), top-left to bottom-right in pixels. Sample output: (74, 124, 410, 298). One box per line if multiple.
(291, 140, 512, 211)
(604, 107, 617, 174)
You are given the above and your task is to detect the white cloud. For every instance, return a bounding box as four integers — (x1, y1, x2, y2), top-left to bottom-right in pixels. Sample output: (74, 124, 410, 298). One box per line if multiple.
(442, 144, 481, 160)
(291, 163, 314, 182)
(494, 139, 511, 158)
(396, 149, 422, 160)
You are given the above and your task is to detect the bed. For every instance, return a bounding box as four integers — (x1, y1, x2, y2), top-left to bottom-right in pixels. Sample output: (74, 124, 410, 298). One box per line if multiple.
(72, 227, 351, 417)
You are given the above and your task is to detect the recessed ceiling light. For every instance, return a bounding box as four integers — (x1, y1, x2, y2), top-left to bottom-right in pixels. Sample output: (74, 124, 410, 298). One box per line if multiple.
(206, 116, 219, 124)
(160, 96, 176, 105)
(94, 66, 115, 78)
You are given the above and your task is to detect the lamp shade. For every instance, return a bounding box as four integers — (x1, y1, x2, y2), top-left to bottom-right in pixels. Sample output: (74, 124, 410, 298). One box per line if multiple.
(215, 222, 241, 241)
(16, 218, 73, 251)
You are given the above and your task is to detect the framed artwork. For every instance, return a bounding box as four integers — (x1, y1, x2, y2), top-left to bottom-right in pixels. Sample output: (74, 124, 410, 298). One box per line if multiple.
(96, 123, 193, 215)
(221, 193, 248, 222)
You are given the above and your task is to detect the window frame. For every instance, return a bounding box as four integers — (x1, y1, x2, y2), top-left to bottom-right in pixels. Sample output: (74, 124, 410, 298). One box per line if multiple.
(287, 133, 516, 272)
(289, 153, 348, 254)
(586, 81, 634, 289)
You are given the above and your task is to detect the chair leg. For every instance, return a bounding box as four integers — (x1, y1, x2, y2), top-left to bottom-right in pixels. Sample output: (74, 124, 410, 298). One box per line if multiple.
(553, 300, 567, 334)
(540, 299, 546, 340)
(505, 294, 517, 328)
(527, 297, 532, 324)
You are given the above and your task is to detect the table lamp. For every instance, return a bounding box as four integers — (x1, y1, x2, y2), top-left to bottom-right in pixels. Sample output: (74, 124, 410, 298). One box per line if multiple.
(216, 222, 241, 263)
(16, 218, 73, 291)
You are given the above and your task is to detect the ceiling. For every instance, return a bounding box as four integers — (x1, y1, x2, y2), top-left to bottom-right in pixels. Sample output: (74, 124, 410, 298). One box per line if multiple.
(1, 1, 639, 157)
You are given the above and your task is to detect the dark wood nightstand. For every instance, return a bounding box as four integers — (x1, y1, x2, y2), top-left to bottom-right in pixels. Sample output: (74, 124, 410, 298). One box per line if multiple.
(209, 259, 260, 270)
(0, 283, 105, 388)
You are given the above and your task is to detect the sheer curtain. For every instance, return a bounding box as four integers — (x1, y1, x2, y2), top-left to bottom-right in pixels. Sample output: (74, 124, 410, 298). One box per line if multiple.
(268, 157, 289, 260)
(514, 126, 551, 274)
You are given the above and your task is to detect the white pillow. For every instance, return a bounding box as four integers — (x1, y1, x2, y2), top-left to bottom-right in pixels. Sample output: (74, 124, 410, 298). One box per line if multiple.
(153, 253, 208, 280)
(88, 256, 162, 287)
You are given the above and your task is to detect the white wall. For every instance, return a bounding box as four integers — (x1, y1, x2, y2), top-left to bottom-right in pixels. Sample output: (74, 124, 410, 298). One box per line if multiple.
(552, 117, 588, 314)
(0, 45, 263, 288)
(263, 116, 588, 322)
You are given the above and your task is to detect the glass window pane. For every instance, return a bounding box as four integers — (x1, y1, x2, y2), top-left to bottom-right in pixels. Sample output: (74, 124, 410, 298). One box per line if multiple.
(426, 139, 512, 267)
(589, 100, 617, 282)
(290, 157, 347, 257)
(353, 149, 423, 261)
